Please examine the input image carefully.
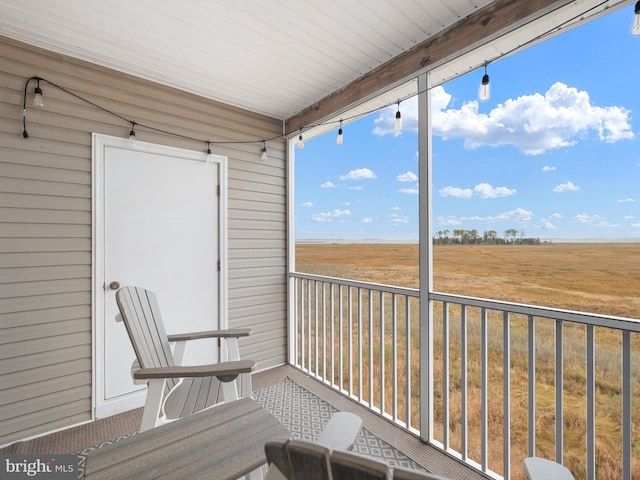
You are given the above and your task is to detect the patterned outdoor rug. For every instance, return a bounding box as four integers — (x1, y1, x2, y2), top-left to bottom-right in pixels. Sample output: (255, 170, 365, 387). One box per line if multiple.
(77, 376, 423, 478)
(253, 377, 423, 471)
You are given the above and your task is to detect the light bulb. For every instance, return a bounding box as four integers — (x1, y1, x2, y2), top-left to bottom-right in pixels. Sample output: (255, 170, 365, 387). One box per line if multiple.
(479, 72, 490, 102)
(336, 127, 343, 146)
(128, 123, 136, 146)
(33, 85, 44, 108)
(633, 1, 640, 35)
(261, 142, 268, 161)
(205, 144, 213, 163)
(297, 134, 304, 149)
(395, 108, 402, 132)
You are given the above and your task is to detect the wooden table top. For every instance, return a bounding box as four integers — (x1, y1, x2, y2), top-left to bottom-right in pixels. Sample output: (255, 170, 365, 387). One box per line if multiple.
(85, 397, 289, 480)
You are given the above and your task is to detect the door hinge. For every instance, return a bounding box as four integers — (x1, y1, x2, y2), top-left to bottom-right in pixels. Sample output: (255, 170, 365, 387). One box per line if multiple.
(217, 185, 220, 196)
(217, 260, 221, 271)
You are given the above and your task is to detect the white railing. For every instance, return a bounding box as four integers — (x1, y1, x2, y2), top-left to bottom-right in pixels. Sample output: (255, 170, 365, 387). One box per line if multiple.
(290, 272, 640, 480)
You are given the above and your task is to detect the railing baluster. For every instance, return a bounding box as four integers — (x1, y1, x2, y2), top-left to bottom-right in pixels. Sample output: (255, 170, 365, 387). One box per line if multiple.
(380, 291, 385, 415)
(481, 307, 488, 472)
(528, 315, 536, 457)
(503, 311, 511, 480)
(294, 277, 300, 367)
(348, 286, 353, 396)
(461, 304, 468, 461)
(339, 285, 344, 391)
(301, 279, 306, 370)
(443, 301, 449, 450)
(622, 330, 631, 480)
(586, 324, 595, 480)
(314, 280, 319, 375)
(393, 293, 398, 422)
(556, 320, 563, 465)
(307, 279, 312, 372)
(358, 287, 363, 401)
(406, 295, 411, 430)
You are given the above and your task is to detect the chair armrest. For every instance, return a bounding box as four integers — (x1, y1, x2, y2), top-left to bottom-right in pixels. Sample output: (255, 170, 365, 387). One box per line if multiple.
(133, 359, 256, 380)
(167, 328, 252, 342)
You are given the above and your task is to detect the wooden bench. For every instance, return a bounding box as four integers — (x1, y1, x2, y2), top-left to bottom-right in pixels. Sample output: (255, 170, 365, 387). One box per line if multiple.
(84, 397, 289, 480)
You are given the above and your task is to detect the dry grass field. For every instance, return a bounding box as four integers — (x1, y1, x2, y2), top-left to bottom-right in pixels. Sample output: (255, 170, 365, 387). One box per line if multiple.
(295, 242, 640, 480)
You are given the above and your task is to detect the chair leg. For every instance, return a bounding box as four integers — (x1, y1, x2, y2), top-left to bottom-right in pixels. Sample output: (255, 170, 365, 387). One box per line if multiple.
(140, 379, 166, 432)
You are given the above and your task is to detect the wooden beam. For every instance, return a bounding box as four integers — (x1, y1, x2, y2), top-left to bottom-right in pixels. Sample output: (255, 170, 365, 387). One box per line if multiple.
(285, 0, 572, 134)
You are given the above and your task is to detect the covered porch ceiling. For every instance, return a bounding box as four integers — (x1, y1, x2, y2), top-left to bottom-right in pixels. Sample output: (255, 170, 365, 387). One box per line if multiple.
(0, 0, 629, 138)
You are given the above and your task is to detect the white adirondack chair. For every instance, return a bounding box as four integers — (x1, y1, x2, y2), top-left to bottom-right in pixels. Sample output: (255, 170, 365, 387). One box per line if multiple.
(115, 285, 256, 432)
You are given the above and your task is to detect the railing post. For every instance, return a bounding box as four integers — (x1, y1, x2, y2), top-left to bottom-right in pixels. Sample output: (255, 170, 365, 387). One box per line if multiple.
(418, 71, 433, 443)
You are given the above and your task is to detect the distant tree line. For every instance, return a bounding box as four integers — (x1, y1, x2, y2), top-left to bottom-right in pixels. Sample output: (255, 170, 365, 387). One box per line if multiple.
(433, 228, 543, 245)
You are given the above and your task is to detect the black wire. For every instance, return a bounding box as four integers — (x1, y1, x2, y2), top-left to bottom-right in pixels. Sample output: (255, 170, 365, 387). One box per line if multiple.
(19, 0, 615, 144)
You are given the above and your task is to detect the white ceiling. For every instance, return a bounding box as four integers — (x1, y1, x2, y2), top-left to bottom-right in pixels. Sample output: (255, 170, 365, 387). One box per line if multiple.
(0, 0, 630, 124)
(0, 0, 495, 119)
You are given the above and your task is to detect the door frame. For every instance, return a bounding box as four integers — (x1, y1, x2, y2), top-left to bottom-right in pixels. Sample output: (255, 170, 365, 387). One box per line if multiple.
(91, 133, 228, 418)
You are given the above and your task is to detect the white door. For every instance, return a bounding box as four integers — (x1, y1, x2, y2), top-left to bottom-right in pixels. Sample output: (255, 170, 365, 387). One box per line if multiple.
(92, 134, 228, 418)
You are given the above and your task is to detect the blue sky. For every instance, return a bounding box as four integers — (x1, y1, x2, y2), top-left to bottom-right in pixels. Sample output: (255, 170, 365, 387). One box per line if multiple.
(295, 5, 639, 242)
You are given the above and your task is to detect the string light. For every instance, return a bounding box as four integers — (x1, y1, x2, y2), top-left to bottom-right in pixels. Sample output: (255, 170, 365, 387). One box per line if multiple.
(261, 140, 268, 161)
(206, 141, 213, 163)
(128, 122, 137, 146)
(18, 3, 615, 154)
(479, 64, 490, 102)
(394, 102, 402, 132)
(336, 120, 343, 145)
(33, 79, 44, 108)
(633, 1, 640, 35)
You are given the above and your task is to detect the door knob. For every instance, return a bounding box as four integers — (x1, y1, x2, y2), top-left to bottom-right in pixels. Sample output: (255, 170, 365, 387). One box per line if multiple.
(109, 281, 121, 290)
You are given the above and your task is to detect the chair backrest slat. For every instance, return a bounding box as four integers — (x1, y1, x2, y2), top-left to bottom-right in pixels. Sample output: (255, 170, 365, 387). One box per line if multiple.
(286, 440, 332, 480)
(330, 449, 390, 480)
(116, 286, 178, 389)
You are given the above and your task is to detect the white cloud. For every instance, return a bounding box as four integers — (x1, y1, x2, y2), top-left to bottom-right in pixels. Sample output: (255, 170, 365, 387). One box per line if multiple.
(553, 181, 580, 193)
(440, 183, 516, 198)
(348, 186, 363, 191)
(362, 218, 373, 224)
(437, 216, 462, 226)
(541, 221, 558, 230)
(390, 214, 409, 224)
(618, 198, 635, 203)
(575, 213, 605, 224)
(399, 183, 419, 195)
(439, 186, 473, 198)
(542, 166, 556, 172)
(374, 83, 634, 155)
(624, 215, 634, 220)
(550, 213, 563, 219)
(339, 168, 377, 180)
(320, 181, 336, 188)
(391, 206, 401, 211)
(301, 201, 313, 207)
(396, 171, 418, 182)
(473, 183, 517, 198)
(311, 209, 352, 222)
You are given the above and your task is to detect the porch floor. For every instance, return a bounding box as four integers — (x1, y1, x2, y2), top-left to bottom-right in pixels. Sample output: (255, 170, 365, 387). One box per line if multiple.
(1, 365, 489, 479)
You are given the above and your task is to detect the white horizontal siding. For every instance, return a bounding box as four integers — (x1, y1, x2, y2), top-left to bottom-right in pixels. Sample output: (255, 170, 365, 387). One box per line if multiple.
(0, 35, 287, 446)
